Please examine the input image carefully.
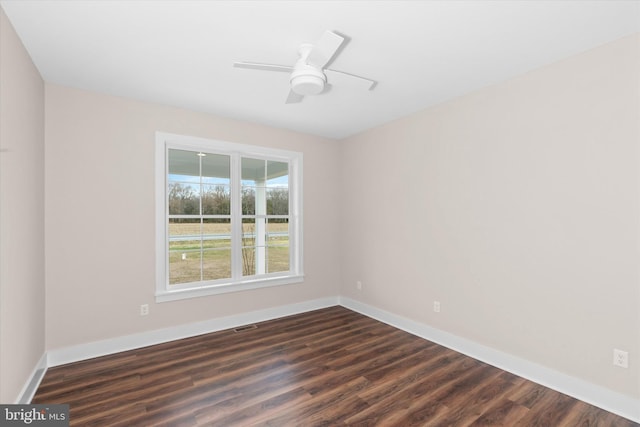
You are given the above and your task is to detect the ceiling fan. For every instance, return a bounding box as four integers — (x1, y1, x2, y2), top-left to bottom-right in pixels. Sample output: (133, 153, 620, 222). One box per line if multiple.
(233, 30, 376, 104)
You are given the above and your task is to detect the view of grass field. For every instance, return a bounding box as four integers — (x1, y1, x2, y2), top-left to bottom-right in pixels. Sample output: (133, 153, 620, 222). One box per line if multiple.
(168, 222, 289, 285)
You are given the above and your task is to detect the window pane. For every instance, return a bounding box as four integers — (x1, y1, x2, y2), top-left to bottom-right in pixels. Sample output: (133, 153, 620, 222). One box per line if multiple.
(267, 161, 288, 215)
(267, 219, 289, 273)
(169, 218, 201, 284)
(267, 244, 289, 273)
(201, 152, 230, 216)
(202, 219, 231, 247)
(168, 182, 199, 215)
(201, 153, 230, 184)
(168, 149, 200, 176)
(242, 157, 266, 182)
(267, 188, 288, 215)
(242, 219, 256, 276)
(267, 219, 288, 244)
(169, 240, 198, 284)
(242, 186, 256, 215)
(202, 219, 231, 281)
(242, 246, 256, 276)
(242, 219, 256, 247)
(267, 160, 288, 184)
(168, 148, 200, 216)
(202, 248, 231, 281)
(242, 158, 266, 216)
(169, 246, 202, 284)
(169, 218, 201, 243)
(202, 184, 230, 215)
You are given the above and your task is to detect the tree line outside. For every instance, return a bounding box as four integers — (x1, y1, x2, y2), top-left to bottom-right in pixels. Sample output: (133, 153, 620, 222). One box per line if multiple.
(168, 182, 288, 219)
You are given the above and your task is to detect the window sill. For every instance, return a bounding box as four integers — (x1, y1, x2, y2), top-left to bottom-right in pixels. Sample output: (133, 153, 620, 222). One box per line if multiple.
(155, 275, 304, 303)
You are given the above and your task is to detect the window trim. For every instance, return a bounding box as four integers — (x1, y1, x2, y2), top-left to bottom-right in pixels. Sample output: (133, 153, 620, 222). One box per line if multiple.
(155, 132, 303, 303)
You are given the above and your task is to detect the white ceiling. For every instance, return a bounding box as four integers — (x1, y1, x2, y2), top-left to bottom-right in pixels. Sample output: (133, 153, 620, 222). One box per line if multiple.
(2, 1, 639, 139)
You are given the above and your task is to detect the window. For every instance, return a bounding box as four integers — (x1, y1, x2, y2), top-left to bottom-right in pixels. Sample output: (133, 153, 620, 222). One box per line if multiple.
(156, 132, 303, 302)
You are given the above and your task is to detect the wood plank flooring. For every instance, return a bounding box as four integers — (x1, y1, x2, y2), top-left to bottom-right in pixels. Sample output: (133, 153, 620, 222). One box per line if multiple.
(33, 306, 638, 426)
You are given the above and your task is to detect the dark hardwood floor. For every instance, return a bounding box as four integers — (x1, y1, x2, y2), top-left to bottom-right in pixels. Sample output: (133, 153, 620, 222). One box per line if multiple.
(33, 306, 637, 426)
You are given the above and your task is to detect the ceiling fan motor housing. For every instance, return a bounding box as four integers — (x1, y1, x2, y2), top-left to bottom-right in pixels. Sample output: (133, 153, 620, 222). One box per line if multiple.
(290, 65, 326, 95)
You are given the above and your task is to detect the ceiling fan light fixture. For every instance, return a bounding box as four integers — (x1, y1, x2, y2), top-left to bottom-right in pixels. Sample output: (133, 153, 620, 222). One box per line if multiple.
(291, 74, 325, 95)
(290, 66, 326, 95)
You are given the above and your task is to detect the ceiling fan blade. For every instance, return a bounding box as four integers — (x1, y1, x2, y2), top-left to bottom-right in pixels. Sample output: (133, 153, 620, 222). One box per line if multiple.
(285, 90, 304, 104)
(325, 69, 376, 91)
(233, 62, 293, 73)
(307, 30, 345, 68)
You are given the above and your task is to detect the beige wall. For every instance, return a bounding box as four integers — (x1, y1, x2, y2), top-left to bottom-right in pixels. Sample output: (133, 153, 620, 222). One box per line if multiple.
(44, 84, 341, 350)
(340, 34, 640, 398)
(0, 8, 45, 403)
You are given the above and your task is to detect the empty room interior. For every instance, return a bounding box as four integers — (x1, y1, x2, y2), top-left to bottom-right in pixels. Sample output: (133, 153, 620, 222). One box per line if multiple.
(1, 0, 639, 425)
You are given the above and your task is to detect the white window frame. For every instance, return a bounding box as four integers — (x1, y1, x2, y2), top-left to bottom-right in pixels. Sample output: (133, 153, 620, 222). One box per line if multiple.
(155, 132, 303, 302)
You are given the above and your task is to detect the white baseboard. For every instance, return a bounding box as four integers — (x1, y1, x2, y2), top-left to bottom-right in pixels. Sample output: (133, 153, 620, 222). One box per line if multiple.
(339, 296, 640, 424)
(47, 297, 339, 367)
(16, 352, 47, 404)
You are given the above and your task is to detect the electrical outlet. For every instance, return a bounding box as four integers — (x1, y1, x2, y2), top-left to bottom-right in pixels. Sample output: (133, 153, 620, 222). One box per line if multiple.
(433, 301, 441, 313)
(613, 349, 628, 368)
(140, 304, 149, 316)
(356, 281, 362, 290)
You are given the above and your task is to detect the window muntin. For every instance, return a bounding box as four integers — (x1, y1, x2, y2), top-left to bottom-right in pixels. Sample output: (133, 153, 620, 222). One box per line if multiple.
(156, 133, 303, 301)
